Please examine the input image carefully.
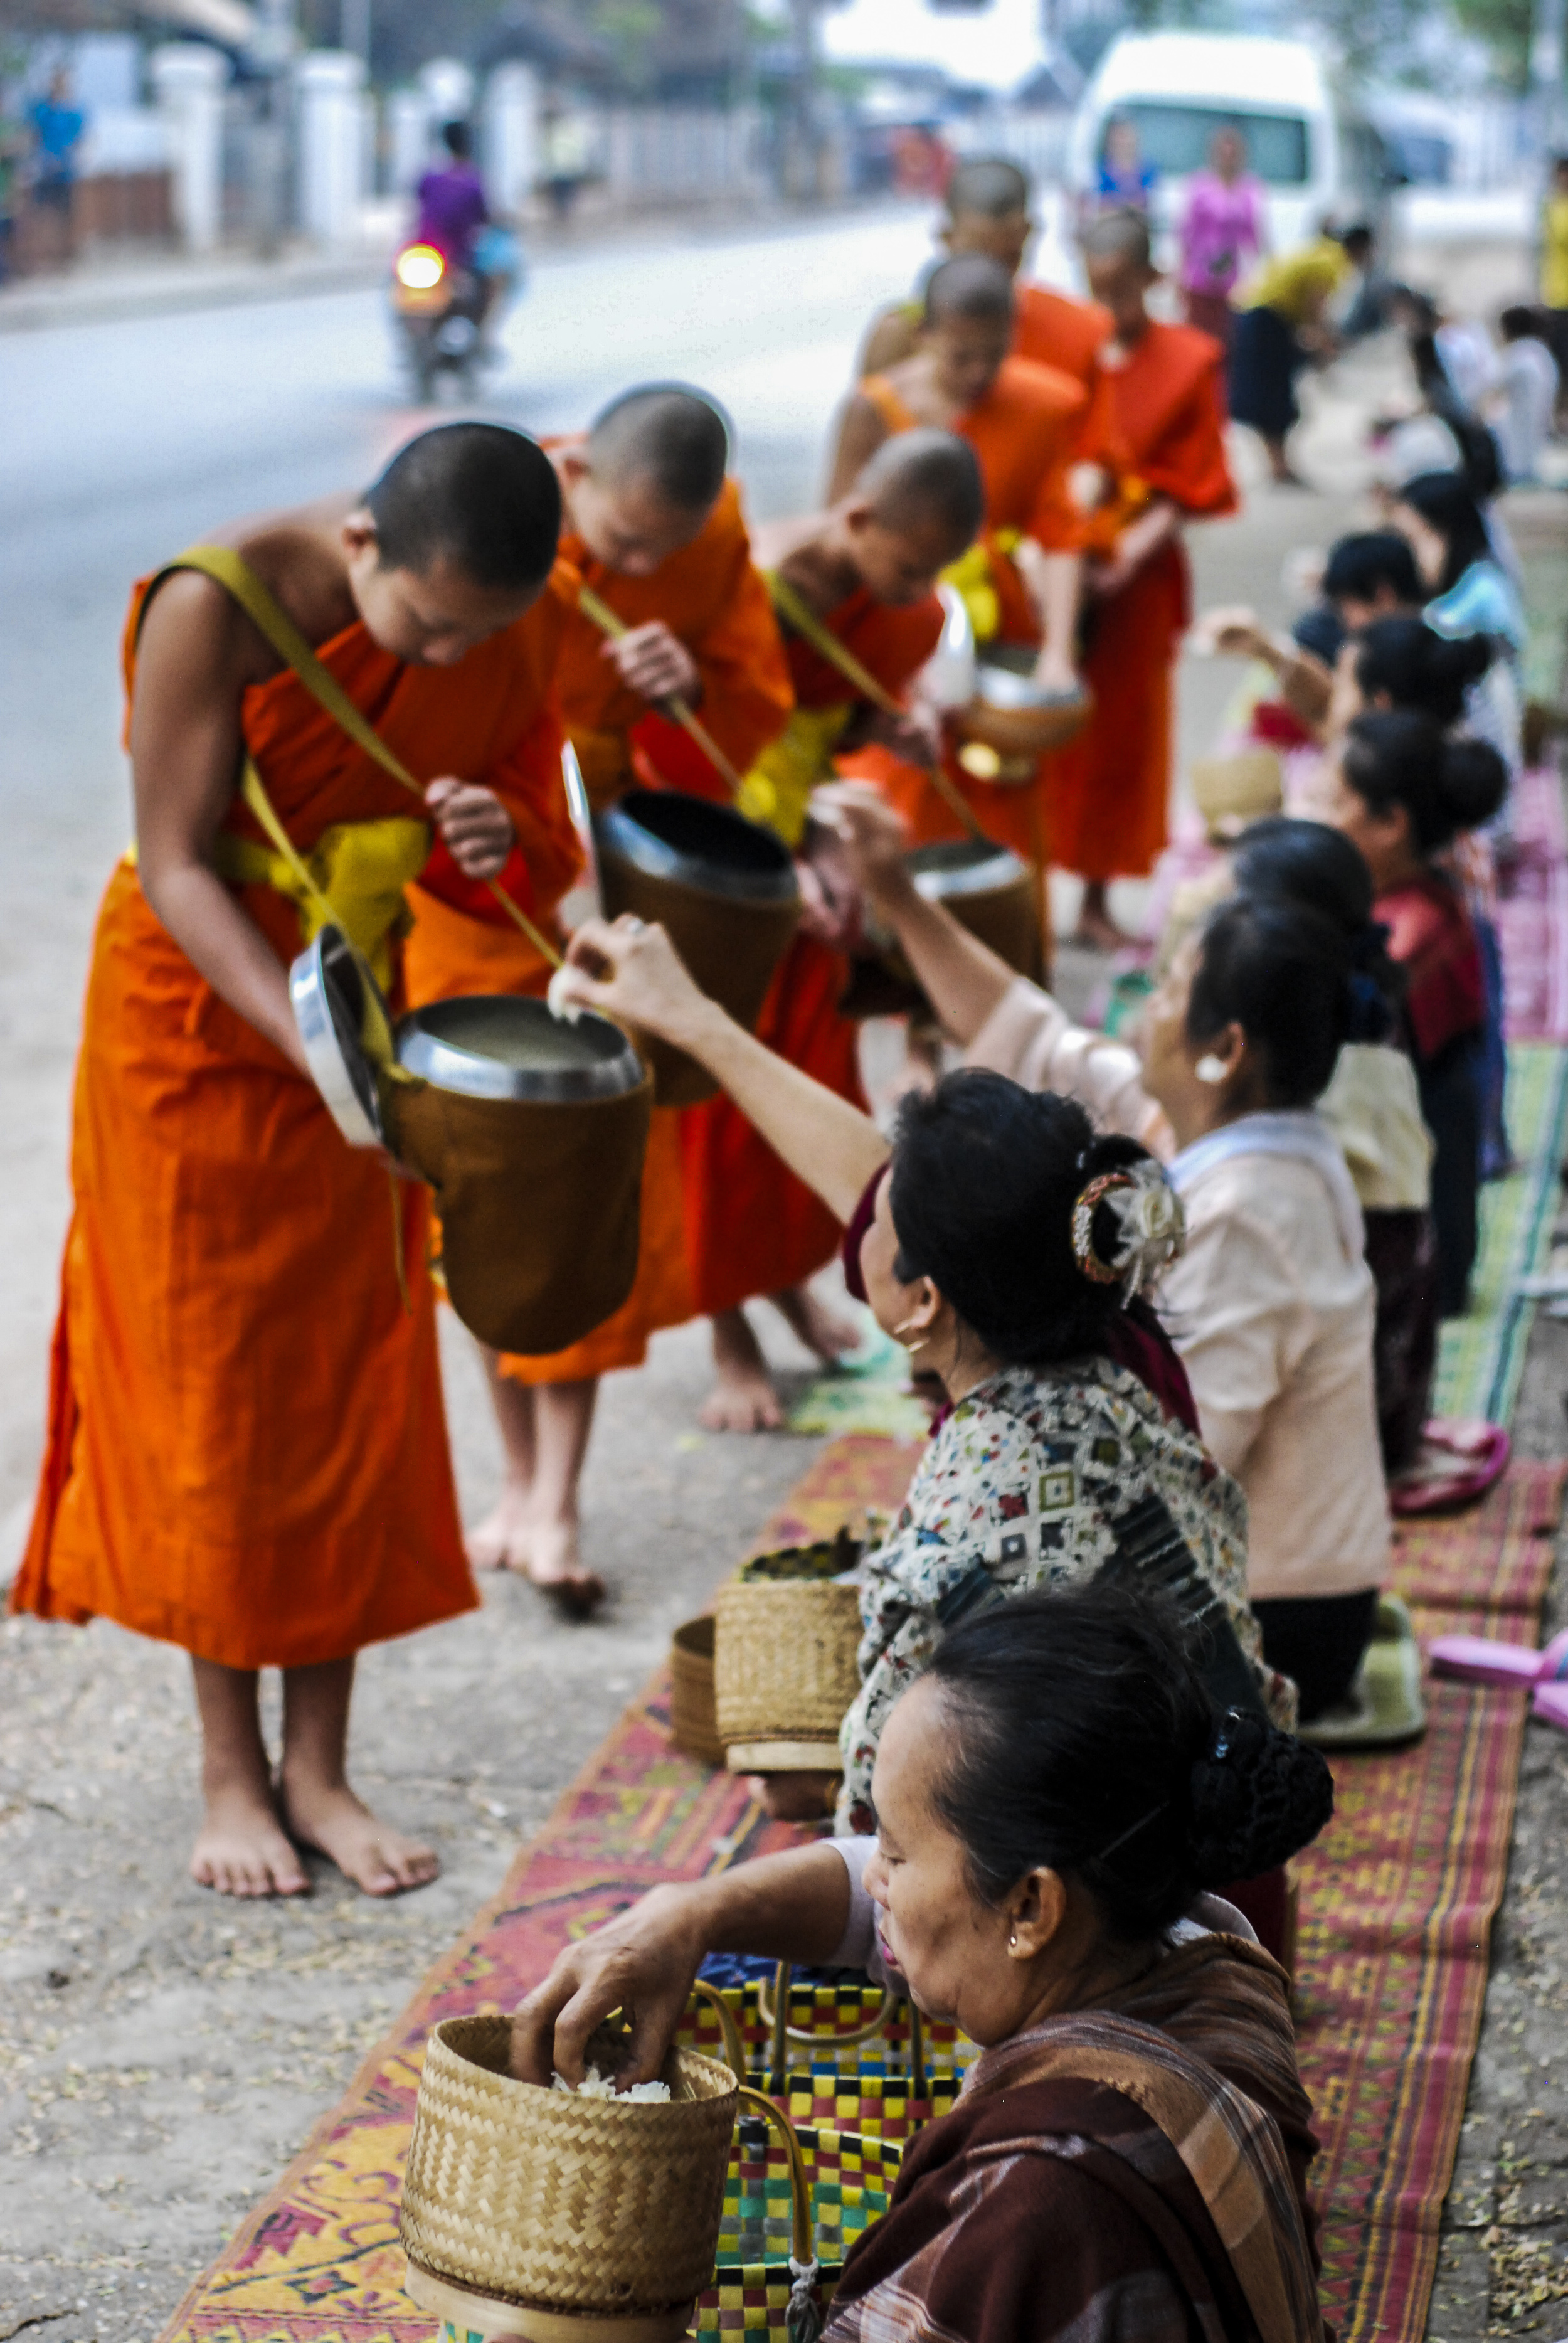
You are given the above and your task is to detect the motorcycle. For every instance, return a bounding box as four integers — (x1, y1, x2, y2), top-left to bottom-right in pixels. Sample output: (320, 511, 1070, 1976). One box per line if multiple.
(391, 240, 487, 401)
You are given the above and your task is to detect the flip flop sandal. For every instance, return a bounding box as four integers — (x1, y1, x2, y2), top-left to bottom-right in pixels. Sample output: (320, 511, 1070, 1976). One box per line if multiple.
(1388, 1419, 1511, 1518)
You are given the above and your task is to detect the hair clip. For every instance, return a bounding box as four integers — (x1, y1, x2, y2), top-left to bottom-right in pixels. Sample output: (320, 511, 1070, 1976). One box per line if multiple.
(1071, 1162, 1187, 1297)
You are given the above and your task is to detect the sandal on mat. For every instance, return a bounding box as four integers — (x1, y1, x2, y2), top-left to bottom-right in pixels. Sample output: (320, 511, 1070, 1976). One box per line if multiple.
(1388, 1420, 1510, 1518)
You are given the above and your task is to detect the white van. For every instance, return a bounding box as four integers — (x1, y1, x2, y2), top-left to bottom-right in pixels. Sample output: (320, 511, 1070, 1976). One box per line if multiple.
(1067, 32, 1390, 265)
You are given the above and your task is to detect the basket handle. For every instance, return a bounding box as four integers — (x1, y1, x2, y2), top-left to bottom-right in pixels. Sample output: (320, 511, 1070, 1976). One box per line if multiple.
(687, 1975, 748, 2083)
(757, 1959, 897, 2087)
(735, 2084, 822, 2342)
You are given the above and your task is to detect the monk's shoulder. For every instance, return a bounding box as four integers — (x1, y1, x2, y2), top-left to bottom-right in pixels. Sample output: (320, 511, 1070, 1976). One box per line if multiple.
(996, 353, 1088, 421)
(1140, 318, 1226, 390)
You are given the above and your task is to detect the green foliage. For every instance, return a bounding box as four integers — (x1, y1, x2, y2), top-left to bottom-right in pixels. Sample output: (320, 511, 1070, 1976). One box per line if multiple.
(1447, 0, 1534, 92)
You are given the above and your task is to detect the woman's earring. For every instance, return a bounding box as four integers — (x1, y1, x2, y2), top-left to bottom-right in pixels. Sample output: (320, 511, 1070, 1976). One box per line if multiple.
(892, 1316, 929, 1356)
(1008, 1929, 1018, 1948)
(1195, 1054, 1229, 1085)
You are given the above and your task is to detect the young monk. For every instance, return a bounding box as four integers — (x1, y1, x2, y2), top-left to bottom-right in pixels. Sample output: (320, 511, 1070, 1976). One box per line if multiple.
(12, 423, 578, 1899)
(403, 386, 798, 1577)
(684, 429, 987, 1428)
(859, 154, 1111, 389)
(827, 251, 1086, 883)
(1049, 210, 1237, 948)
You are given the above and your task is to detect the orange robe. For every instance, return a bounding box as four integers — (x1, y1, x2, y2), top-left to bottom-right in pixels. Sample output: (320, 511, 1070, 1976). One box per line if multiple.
(1013, 282, 1111, 390)
(683, 588, 945, 1315)
(856, 358, 1086, 872)
(410, 480, 794, 1386)
(1049, 322, 1237, 883)
(11, 577, 580, 1671)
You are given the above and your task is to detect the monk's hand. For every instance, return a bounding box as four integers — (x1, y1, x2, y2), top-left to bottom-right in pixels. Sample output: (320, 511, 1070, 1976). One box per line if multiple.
(811, 781, 912, 911)
(509, 1881, 710, 2090)
(604, 622, 702, 708)
(426, 777, 515, 879)
(556, 913, 712, 1048)
(865, 700, 943, 765)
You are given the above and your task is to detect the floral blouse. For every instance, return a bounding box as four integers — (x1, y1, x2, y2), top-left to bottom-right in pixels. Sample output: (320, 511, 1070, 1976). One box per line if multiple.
(835, 1357, 1291, 1835)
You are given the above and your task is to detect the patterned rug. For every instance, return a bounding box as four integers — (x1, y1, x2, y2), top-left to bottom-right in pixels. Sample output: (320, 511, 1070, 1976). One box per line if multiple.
(158, 1435, 1563, 2343)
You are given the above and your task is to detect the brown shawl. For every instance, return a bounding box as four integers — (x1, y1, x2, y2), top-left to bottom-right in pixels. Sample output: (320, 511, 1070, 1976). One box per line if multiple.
(824, 1932, 1323, 2343)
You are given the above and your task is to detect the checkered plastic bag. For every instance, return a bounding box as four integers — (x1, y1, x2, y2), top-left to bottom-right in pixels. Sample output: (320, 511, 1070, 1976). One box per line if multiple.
(674, 1961, 978, 2137)
(692, 2090, 903, 2340)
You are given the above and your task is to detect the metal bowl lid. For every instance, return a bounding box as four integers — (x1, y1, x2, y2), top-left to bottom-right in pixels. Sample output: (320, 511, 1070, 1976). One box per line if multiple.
(289, 925, 388, 1148)
(908, 838, 1029, 900)
(395, 994, 644, 1103)
(596, 788, 798, 905)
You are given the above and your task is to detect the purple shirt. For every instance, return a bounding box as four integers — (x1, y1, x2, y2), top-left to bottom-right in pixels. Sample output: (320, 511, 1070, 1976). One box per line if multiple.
(1179, 172, 1264, 297)
(415, 162, 488, 265)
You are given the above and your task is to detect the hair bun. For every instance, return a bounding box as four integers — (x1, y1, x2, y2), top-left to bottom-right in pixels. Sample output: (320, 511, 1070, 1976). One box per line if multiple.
(1187, 1711, 1333, 1887)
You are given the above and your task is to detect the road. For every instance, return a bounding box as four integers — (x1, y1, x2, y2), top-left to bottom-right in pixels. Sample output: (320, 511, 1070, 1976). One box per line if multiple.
(0, 206, 1399, 2339)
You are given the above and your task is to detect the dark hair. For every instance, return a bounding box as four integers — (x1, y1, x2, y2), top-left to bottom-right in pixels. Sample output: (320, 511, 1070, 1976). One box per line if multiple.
(1353, 615, 1492, 726)
(365, 423, 561, 591)
(441, 118, 472, 159)
(588, 382, 731, 513)
(1232, 816, 1401, 1043)
(1322, 529, 1422, 612)
(1187, 895, 1352, 1107)
(1396, 470, 1494, 595)
(887, 1073, 1149, 1366)
(860, 427, 985, 545)
(1081, 206, 1153, 270)
(923, 251, 1015, 328)
(1290, 602, 1344, 667)
(1498, 304, 1543, 341)
(1338, 221, 1374, 259)
(928, 1583, 1333, 1942)
(946, 155, 1030, 220)
(1340, 708, 1508, 854)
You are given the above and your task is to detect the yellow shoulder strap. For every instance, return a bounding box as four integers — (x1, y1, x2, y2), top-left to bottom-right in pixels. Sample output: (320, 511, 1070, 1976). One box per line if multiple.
(155, 545, 423, 802)
(146, 543, 561, 969)
(766, 570, 900, 718)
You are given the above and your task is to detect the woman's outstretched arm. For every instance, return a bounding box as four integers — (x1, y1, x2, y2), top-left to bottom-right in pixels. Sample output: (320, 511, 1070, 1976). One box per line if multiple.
(558, 916, 889, 1223)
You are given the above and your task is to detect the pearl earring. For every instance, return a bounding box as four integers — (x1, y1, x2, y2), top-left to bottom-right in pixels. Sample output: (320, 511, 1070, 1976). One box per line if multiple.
(1008, 1929, 1018, 1948)
(1195, 1054, 1228, 1085)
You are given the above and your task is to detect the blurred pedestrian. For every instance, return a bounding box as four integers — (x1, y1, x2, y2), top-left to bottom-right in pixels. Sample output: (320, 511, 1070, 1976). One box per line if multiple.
(28, 66, 84, 267)
(1229, 228, 1352, 484)
(1491, 305, 1559, 482)
(1096, 116, 1156, 214)
(1537, 154, 1568, 411)
(1177, 124, 1266, 349)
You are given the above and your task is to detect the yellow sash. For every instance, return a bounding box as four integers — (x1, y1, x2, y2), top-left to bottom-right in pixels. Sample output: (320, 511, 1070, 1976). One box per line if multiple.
(737, 704, 853, 846)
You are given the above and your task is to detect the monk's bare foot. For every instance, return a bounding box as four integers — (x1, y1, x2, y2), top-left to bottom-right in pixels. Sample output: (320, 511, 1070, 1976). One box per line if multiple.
(749, 1770, 840, 1823)
(191, 1785, 310, 1899)
(281, 1777, 439, 1897)
(1070, 903, 1137, 953)
(701, 1309, 783, 1433)
(771, 1282, 860, 1369)
(466, 1482, 532, 1573)
(526, 1517, 607, 1620)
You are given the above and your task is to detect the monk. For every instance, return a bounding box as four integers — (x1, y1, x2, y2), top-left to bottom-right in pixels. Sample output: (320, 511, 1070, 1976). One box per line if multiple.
(1049, 208, 1237, 948)
(403, 386, 800, 1575)
(859, 156, 1111, 390)
(827, 252, 1086, 883)
(11, 423, 579, 1899)
(685, 429, 987, 1427)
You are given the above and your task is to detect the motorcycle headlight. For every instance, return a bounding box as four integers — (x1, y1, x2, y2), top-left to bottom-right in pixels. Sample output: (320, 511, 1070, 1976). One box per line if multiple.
(396, 243, 445, 292)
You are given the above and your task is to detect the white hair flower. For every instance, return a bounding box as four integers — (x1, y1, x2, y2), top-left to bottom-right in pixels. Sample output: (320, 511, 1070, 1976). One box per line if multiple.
(1071, 1160, 1185, 1297)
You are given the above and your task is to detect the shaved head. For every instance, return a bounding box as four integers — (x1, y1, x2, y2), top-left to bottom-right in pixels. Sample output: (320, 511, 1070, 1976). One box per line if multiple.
(946, 157, 1031, 221)
(923, 252, 1015, 330)
(1081, 208, 1152, 272)
(587, 383, 730, 514)
(858, 428, 983, 547)
(366, 422, 560, 588)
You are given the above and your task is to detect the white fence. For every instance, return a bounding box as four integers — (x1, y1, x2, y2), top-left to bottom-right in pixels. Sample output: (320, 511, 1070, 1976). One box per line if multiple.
(598, 107, 769, 205)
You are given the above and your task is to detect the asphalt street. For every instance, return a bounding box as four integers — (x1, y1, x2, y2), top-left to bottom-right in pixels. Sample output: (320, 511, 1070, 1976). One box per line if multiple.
(0, 206, 1458, 2341)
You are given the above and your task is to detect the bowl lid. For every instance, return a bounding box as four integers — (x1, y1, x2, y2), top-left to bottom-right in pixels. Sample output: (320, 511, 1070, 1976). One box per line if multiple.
(288, 925, 388, 1149)
(596, 789, 798, 905)
(395, 995, 644, 1102)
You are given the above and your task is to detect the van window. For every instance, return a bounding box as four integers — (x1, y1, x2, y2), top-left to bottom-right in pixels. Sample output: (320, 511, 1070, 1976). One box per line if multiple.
(1109, 104, 1310, 186)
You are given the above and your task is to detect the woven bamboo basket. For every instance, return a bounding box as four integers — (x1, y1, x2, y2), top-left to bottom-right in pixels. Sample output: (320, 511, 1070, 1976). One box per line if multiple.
(714, 1547, 862, 1773)
(399, 2014, 737, 2342)
(670, 1615, 724, 1768)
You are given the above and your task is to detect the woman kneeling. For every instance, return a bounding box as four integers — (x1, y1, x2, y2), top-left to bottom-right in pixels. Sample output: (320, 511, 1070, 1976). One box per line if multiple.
(514, 1583, 1333, 2343)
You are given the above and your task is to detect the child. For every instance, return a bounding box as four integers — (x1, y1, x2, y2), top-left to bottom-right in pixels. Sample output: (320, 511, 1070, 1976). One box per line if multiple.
(1324, 711, 1508, 1317)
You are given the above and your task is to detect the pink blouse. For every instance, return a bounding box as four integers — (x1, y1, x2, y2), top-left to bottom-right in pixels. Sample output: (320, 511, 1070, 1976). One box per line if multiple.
(1179, 173, 1265, 298)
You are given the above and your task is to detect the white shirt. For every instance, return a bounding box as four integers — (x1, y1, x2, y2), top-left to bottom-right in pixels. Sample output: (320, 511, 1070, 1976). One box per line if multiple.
(1492, 337, 1558, 482)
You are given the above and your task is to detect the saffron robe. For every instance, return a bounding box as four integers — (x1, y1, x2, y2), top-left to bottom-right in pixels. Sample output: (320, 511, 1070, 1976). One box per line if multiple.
(1049, 322, 1237, 883)
(1012, 280, 1112, 390)
(11, 576, 579, 1671)
(460, 481, 793, 1385)
(855, 360, 1086, 875)
(684, 588, 945, 1315)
